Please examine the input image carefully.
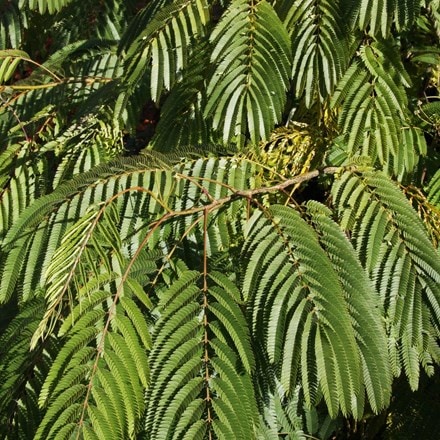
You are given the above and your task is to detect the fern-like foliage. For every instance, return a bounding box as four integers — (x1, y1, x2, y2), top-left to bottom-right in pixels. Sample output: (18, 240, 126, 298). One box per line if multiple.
(0, 155, 259, 437)
(205, 0, 291, 145)
(356, 0, 421, 36)
(427, 168, 440, 208)
(119, 0, 209, 112)
(0, 299, 50, 439)
(1, 1, 440, 438)
(0, 39, 120, 146)
(332, 170, 440, 389)
(151, 40, 217, 152)
(1, 157, 440, 437)
(0, 107, 124, 259)
(242, 202, 391, 418)
(331, 40, 426, 178)
(17, 0, 133, 41)
(257, 384, 341, 440)
(428, 0, 440, 36)
(0, 141, 49, 241)
(144, 268, 258, 438)
(278, 0, 353, 107)
(34, 288, 152, 439)
(0, 1, 24, 48)
(20, 0, 73, 14)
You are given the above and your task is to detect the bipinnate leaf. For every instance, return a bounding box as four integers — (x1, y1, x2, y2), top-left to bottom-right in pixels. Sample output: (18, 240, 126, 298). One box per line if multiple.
(205, 0, 291, 145)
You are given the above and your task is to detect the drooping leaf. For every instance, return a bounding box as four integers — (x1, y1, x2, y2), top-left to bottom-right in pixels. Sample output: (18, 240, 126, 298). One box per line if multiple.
(205, 0, 291, 145)
(333, 169, 440, 389)
(242, 204, 362, 418)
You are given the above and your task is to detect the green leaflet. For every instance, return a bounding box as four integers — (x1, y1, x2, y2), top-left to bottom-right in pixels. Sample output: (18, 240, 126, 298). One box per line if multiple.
(242, 204, 362, 418)
(35, 289, 151, 439)
(306, 200, 391, 413)
(0, 3, 23, 48)
(205, 0, 291, 145)
(356, 0, 420, 36)
(145, 268, 257, 438)
(0, 50, 29, 83)
(333, 169, 440, 389)
(121, 0, 209, 103)
(21, 0, 74, 14)
(331, 41, 418, 178)
(283, 0, 354, 107)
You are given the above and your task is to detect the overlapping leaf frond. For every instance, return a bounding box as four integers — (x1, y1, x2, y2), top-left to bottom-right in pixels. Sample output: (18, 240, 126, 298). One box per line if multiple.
(1, 1, 440, 438)
(427, 168, 440, 207)
(1, 156, 440, 436)
(151, 40, 217, 152)
(419, 169, 440, 247)
(0, 156, 163, 304)
(0, 141, 49, 241)
(331, 40, 425, 178)
(332, 170, 440, 389)
(0, 39, 120, 143)
(55, 0, 135, 42)
(305, 201, 392, 413)
(120, 0, 209, 104)
(356, 0, 421, 36)
(243, 204, 373, 418)
(144, 267, 258, 438)
(48, 110, 125, 186)
(18, 0, 134, 41)
(256, 385, 307, 440)
(0, 155, 259, 438)
(205, 0, 291, 145)
(0, 108, 124, 260)
(0, 155, 258, 304)
(419, 100, 440, 128)
(34, 284, 152, 439)
(428, 0, 440, 36)
(278, 0, 354, 107)
(0, 299, 51, 439)
(256, 382, 342, 440)
(399, 181, 440, 248)
(1, 0, 132, 60)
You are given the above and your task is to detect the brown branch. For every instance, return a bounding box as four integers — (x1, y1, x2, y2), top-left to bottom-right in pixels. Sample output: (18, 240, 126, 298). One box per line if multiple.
(232, 166, 342, 198)
(164, 166, 345, 218)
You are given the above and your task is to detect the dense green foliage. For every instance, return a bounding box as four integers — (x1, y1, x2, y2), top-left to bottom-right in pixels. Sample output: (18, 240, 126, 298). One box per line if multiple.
(1, 0, 440, 438)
